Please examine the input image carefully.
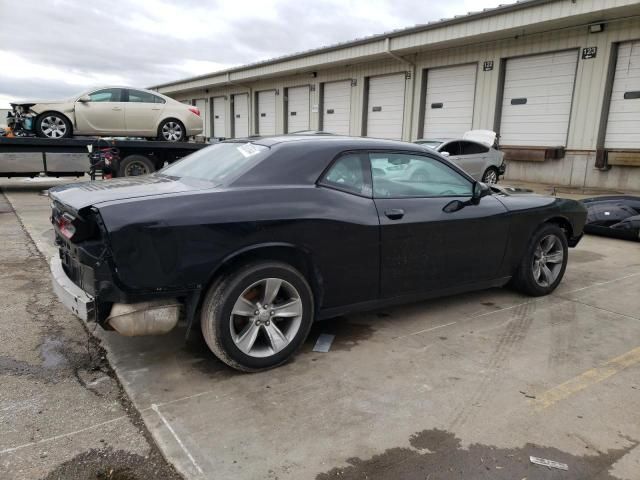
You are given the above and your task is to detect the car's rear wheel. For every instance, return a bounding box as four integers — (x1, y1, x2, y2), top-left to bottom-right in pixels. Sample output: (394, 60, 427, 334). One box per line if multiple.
(482, 166, 499, 184)
(201, 261, 314, 372)
(36, 112, 72, 139)
(512, 223, 568, 296)
(118, 155, 155, 177)
(157, 119, 185, 142)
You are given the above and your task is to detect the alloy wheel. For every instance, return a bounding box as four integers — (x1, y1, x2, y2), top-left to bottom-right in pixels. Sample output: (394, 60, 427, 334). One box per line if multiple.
(161, 122, 183, 141)
(483, 169, 498, 184)
(41, 116, 67, 138)
(532, 234, 564, 287)
(229, 278, 303, 358)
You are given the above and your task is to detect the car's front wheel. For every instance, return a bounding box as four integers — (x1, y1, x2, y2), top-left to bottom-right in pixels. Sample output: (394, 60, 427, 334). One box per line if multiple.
(512, 223, 568, 296)
(157, 119, 185, 142)
(201, 261, 314, 372)
(36, 112, 72, 139)
(482, 166, 499, 184)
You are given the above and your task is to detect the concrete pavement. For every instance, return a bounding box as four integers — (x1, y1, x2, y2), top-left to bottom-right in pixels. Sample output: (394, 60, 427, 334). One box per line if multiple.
(2, 177, 640, 479)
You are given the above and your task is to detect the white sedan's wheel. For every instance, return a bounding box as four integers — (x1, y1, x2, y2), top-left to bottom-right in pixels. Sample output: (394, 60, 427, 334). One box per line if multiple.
(158, 120, 184, 142)
(482, 167, 499, 184)
(37, 113, 72, 139)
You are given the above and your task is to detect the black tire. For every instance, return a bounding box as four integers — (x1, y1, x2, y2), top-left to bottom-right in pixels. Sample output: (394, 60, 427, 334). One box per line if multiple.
(511, 223, 568, 297)
(118, 155, 156, 177)
(482, 166, 499, 184)
(201, 261, 314, 372)
(157, 119, 186, 142)
(35, 112, 72, 139)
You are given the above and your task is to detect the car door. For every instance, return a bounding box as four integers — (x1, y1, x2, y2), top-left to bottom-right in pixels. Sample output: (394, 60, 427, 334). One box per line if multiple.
(124, 89, 165, 135)
(370, 151, 509, 298)
(74, 88, 126, 134)
(457, 140, 490, 179)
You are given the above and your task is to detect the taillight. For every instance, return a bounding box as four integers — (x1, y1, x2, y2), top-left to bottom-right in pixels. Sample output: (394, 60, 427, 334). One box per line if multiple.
(189, 107, 200, 117)
(57, 213, 76, 239)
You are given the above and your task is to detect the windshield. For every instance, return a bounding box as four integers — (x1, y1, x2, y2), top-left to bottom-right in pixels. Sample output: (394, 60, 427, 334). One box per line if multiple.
(160, 142, 268, 185)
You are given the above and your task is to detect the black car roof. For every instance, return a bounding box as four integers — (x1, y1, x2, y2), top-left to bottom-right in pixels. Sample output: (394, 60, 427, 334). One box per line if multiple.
(225, 135, 429, 152)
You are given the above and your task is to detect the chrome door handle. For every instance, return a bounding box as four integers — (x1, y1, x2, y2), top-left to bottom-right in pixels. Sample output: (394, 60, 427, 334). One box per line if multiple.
(112, 107, 122, 111)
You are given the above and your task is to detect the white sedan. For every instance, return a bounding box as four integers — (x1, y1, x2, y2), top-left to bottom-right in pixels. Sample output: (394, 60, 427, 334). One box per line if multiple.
(10, 87, 203, 142)
(415, 130, 506, 183)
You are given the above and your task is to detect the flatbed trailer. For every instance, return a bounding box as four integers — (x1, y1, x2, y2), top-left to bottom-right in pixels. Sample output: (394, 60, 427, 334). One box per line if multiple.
(0, 137, 208, 178)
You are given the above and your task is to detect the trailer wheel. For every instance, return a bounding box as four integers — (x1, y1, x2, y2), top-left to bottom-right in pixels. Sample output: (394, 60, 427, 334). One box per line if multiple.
(118, 155, 156, 177)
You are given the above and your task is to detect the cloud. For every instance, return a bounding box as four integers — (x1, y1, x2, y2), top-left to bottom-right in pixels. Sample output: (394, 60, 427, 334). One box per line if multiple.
(0, 0, 506, 107)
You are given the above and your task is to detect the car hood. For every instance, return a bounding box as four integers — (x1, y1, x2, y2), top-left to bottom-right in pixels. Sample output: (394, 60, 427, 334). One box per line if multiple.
(462, 129, 496, 147)
(11, 98, 72, 107)
(48, 174, 214, 212)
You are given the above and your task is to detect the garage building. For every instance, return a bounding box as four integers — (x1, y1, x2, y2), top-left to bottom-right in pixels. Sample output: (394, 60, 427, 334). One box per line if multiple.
(153, 0, 640, 192)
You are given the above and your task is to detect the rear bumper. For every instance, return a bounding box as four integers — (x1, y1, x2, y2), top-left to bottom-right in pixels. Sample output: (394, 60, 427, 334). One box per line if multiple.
(50, 256, 95, 321)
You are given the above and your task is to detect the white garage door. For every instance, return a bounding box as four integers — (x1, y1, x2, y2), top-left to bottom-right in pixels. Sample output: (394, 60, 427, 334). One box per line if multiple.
(322, 80, 351, 135)
(605, 41, 640, 149)
(195, 99, 208, 137)
(422, 64, 477, 139)
(500, 50, 578, 146)
(233, 93, 249, 138)
(257, 90, 276, 136)
(211, 97, 226, 138)
(367, 73, 406, 140)
(287, 86, 310, 132)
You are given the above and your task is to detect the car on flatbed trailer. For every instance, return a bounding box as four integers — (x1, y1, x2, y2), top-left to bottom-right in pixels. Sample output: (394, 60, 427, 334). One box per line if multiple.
(0, 136, 208, 178)
(48, 135, 587, 372)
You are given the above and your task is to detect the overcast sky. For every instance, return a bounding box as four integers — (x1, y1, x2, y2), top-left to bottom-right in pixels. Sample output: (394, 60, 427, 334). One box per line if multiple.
(0, 0, 508, 108)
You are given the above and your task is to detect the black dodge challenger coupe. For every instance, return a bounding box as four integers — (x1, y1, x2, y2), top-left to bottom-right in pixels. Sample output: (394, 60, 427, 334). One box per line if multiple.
(49, 136, 587, 371)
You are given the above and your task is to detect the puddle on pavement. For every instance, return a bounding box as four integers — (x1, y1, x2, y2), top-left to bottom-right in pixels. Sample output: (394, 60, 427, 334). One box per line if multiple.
(316, 429, 637, 480)
(570, 250, 606, 264)
(40, 336, 67, 368)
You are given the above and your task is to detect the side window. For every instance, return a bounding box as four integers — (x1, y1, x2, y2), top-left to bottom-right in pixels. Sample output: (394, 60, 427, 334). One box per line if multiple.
(128, 89, 162, 103)
(154, 95, 166, 104)
(441, 141, 461, 156)
(369, 153, 472, 198)
(320, 154, 369, 196)
(460, 141, 489, 155)
(88, 88, 122, 102)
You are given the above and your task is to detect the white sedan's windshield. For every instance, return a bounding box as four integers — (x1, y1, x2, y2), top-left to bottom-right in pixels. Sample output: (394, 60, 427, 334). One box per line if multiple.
(161, 142, 268, 184)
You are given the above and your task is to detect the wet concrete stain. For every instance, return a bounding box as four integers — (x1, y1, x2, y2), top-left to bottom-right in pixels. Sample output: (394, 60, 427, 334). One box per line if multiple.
(316, 429, 638, 480)
(43, 447, 182, 480)
(305, 316, 376, 352)
(570, 250, 606, 264)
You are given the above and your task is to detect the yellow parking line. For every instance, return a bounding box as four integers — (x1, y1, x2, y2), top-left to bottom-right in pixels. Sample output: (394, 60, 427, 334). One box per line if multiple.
(533, 346, 640, 410)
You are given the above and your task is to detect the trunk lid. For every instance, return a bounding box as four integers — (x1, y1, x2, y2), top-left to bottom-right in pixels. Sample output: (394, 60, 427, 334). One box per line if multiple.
(462, 129, 497, 147)
(48, 174, 213, 211)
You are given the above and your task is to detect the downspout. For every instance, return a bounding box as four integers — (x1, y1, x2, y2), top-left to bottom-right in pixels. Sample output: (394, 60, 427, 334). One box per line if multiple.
(384, 37, 416, 140)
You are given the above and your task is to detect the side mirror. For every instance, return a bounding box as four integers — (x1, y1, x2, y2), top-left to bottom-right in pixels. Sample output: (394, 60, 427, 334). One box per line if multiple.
(471, 181, 491, 204)
(440, 151, 450, 158)
(78, 95, 91, 103)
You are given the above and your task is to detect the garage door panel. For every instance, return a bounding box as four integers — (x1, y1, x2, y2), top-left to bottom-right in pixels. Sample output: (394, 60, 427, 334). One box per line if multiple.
(367, 74, 406, 140)
(212, 97, 225, 138)
(423, 64, 476, 139)
(233, 94, 249, 138)
(287, 86, 310, 132)
(605, 41, 640, 149)
(257, 90, 276, 136)
(322, 80, 351, 135)
(500, 50, 578, 146)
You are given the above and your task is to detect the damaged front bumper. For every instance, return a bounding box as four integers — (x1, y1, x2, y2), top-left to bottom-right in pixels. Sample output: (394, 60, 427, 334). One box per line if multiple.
(50, 256, 95, 321)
